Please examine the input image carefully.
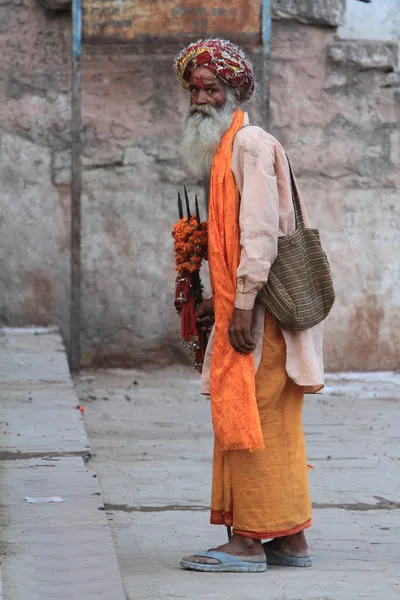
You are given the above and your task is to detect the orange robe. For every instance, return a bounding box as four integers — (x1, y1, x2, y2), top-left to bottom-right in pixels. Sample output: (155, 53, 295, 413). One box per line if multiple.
(210, 313, 312, 539)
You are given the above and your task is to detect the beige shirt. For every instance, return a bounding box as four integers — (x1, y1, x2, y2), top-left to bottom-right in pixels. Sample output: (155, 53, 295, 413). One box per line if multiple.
(200, 114, 325, 395)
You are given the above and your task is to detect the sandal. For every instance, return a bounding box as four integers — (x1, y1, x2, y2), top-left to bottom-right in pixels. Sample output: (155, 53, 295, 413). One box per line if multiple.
(263, 542, 312, 567)
(181, 550, 267, 573)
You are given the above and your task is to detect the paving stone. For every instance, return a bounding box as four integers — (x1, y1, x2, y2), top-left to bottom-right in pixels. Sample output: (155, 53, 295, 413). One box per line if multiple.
(0, 329, 126, 600)
(79, 366, 400, 599)
(0, 329, 88, 455)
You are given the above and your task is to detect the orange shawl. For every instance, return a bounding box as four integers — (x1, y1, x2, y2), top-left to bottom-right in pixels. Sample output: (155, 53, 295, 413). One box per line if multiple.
(208, 109, 264, 452)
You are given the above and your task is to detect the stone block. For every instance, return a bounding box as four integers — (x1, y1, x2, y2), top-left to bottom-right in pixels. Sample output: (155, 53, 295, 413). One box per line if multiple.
(80, 168, 182, 361)
(142, 138, 182, 162)
(272, 0, 346, 27)
(321, 115, 391, 179)
(328, 41, 399, 72)
(1, 133, 52, 182)
(0, 133, 69, 331)
(123, 146, 154, 166)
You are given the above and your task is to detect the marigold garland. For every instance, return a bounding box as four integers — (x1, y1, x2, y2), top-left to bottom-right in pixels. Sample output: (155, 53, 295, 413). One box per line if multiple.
(172, 216, 208, 273)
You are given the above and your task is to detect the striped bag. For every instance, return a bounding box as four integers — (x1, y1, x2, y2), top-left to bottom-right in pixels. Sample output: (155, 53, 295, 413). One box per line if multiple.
(257, 159, 335, 330)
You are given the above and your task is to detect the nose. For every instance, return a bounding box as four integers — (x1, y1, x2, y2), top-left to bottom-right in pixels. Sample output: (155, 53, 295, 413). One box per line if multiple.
(192, 89, 209, 105)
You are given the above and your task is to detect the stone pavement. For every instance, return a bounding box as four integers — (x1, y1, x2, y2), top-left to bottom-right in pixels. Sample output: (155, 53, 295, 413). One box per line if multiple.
(0, 328, 126, 600)
(1, 327, 399, 600)
(77, 367, 400, 600)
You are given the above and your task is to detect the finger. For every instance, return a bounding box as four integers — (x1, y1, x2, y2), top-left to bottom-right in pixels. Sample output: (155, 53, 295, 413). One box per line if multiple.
(228, 329, 242, 353)
(196, 316, 207, 324)
(235, 329, 253, 354)
(242, 328, 256, 350)
(230, 329, 250, 354)
(197, 317, 212, 330)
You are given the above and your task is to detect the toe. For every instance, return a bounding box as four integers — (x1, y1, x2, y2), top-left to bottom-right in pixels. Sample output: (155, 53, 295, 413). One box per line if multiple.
(182, 554, 220, 565)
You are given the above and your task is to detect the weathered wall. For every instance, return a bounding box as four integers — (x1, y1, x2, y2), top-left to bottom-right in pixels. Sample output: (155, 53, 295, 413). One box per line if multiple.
(270, 21, 400, 370)
(0, 1, 71, 334)
(0, 0, 264, 366)
(0, 0, 196, 363)
(0, 1, 399, 371)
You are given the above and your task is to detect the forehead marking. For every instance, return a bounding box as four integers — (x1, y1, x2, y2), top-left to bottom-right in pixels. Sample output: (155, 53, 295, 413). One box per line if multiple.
(190, 76, 220, 89)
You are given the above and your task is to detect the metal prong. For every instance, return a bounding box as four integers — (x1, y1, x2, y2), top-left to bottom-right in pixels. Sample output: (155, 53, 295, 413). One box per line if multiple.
(178, 192, 183, 219)
(184, 185, 191, 218)
(195, 194, 201, 224)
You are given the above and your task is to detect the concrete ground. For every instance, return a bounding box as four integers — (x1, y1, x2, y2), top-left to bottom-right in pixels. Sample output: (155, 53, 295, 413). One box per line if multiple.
(76, 366, 400, 600)
(0, 327, 398, 600)
(0, 329, 126, 600)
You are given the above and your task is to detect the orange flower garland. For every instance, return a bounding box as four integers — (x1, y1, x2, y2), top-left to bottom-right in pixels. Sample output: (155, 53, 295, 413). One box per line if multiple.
(172, 214, 209, 372)
(172, 216, 208, 273)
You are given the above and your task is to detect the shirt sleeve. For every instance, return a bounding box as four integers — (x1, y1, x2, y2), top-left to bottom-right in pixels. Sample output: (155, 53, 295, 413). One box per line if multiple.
(231, 128, 280, 311)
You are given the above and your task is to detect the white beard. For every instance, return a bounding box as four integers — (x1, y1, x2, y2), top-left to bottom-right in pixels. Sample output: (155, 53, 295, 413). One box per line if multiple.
(181, 90, 237, 179)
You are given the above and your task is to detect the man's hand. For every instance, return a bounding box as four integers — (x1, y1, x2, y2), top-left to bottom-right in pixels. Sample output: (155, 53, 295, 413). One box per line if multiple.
(228, 308, 256, 354)
(196, 298, 215, 333)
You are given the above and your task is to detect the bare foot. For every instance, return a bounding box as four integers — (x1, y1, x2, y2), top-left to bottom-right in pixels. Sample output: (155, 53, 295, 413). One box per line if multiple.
(183, 534, 265, 565)
(266, 532, 310, 558)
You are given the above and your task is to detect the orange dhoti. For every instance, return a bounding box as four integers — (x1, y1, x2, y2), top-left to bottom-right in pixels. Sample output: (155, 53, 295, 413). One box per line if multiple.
(210, 313, 312, 539)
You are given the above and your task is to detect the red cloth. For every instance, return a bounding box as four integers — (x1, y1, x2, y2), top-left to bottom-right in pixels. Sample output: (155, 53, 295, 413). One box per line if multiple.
(174, 273, 205, 371)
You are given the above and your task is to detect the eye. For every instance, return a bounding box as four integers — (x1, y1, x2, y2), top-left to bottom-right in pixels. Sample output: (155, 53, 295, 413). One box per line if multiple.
(207, 88, 217, 94)
(189, 86, 199, 94)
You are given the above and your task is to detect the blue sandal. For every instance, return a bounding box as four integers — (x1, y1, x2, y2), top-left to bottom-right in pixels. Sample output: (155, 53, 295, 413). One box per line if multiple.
(181, 550, 267, 573)
(263, 542, 312, 567)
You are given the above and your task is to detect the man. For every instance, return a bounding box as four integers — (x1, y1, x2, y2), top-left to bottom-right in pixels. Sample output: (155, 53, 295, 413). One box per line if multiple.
(175, 38, 324, 573)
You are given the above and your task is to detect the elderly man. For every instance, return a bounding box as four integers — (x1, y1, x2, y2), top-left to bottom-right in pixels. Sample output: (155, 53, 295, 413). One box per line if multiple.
(175, 38, 324, 573)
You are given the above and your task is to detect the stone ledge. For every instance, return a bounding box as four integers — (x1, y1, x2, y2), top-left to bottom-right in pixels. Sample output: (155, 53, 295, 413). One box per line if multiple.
(328, 41, 399, 72)
(272, 0, 345, 27)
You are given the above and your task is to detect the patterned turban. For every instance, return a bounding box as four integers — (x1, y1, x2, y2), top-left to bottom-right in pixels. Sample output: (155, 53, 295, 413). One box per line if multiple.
(174, 38, 255, 102)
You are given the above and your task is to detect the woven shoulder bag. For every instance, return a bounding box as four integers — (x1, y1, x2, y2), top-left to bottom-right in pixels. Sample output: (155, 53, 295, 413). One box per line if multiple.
(257, 158, 335, 330)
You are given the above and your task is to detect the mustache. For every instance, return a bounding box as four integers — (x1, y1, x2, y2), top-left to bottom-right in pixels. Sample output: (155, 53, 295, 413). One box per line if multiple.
(188, 104, 217, 118)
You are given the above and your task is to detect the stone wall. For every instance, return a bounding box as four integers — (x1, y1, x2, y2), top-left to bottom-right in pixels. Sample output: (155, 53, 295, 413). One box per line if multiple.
(270, 21, 400, 370)
(0, 1, 71, 336)
(0, 0, 194, 364)
(0, 0, 264, 366)
(0, 0, 399, 371)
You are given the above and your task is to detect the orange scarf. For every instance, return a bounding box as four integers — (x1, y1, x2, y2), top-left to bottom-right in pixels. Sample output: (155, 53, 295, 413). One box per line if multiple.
(208, 109, 264, 452)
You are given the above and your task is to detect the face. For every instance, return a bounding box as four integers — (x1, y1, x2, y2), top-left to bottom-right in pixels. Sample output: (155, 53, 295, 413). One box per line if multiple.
(189, 67, 227, 109)
(181, 67, 238, 178)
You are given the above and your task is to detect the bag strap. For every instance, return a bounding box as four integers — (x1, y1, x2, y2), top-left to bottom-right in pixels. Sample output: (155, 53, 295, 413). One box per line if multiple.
(286, 155, 305, 230)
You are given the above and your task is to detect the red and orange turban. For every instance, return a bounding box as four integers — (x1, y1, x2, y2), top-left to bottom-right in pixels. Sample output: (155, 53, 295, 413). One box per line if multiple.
(174, 38, 255, 102)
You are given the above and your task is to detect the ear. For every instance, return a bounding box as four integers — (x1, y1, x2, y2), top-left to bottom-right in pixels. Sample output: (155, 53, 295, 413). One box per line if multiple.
(234, 89, 241, 103)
